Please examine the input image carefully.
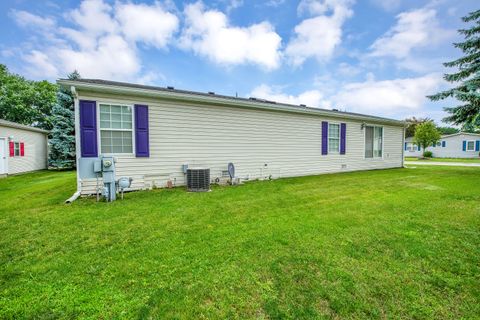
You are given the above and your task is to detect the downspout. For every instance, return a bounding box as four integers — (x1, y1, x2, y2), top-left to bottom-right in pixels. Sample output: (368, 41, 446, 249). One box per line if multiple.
(66, 85, 82, 203)
(402, 125, 406, 167)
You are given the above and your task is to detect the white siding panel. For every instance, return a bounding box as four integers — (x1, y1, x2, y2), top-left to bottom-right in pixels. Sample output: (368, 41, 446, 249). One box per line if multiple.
(0, 126, 48, 174)
(78, 92, 404, 195)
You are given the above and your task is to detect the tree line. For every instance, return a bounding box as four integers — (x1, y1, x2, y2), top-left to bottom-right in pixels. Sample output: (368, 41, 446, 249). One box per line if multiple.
(0, 65, 77, 168)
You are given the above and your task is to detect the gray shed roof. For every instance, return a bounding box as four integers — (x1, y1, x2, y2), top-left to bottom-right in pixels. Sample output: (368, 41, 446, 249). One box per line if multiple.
(58, 78, 405, 126)
(0, 119, 49, 134)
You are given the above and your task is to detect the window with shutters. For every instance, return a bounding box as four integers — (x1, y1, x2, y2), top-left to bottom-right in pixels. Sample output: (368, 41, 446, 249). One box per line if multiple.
(406, 142, 417, 152)
(365, 126, 383, 158)
(99, 104, 133, 154)
(328, 123, 340, 153)
(14, 142, 20, 156)
(466, 140, 475, 151)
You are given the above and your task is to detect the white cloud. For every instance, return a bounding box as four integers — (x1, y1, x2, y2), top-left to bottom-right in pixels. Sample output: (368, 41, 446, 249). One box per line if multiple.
(265, 0, 286, 7)
(369, 8, 451, 59)
(179, 1, 282, 69)
(10, 9, 56, 30)
(337, 62, 361, 77)
(286, 0, 354, 65)
(250, 84, 331, 108)
(226, 0, 244, 12)
(333, 73, 443, 114)
(370, 0, 401, 12)
(68, 0, 117, 36)
(23, 50, 59, 78)
(57, 35, 141, 80)
(115, 2, 179, 48)
(10, 0, 179, 82)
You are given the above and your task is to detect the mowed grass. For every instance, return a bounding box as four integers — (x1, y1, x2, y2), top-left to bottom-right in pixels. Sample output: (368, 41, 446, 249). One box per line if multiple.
(405, 156, 480, 163)
(0, 167, 479, 319)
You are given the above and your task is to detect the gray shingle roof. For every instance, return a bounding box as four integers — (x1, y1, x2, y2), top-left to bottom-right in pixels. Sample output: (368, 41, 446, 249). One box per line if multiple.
(59, 78, 405, 126)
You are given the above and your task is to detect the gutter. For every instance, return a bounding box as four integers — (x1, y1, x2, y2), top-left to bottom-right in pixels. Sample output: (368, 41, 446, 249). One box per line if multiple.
(402, 126, 406, 168)
(58, 80, 405, 127)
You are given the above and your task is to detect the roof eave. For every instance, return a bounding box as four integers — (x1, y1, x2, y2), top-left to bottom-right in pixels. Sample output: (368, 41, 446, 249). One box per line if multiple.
(0, 119, 49, 134)
(58, 79, 405, 127)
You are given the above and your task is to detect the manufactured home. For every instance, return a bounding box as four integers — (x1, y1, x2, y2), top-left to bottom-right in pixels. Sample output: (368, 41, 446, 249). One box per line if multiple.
(0, 119, 49, 176)
(405, 133, 480, 158)
(58, 79, 406, 196)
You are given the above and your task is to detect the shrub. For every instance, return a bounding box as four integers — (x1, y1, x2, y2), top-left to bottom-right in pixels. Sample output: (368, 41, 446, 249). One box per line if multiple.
(423, 151, 433, 158)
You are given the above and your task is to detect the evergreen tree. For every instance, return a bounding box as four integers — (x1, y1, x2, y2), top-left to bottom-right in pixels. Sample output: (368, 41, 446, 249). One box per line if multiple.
(428, 10, 480, 127)
(49, 71, 80, 168)
(436, 126, 459, 135)
(461, 122, 480, 133)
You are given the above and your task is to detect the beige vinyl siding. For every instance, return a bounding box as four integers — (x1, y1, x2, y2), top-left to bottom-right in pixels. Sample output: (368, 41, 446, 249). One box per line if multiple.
(0, 126, 48, 174)
(77, 91, 404, 195)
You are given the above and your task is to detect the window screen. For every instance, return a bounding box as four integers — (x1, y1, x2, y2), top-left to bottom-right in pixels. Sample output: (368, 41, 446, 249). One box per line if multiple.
(99, 104, 133, 154)
(365, 126, 383, 158)
(328, 123, 340, 153)
(14, 142, 20, 156)
(467, 141, 475, 151)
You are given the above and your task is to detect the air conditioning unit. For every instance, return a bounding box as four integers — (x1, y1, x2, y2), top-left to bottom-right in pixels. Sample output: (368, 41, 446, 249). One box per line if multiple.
(186, 168, 210, 192)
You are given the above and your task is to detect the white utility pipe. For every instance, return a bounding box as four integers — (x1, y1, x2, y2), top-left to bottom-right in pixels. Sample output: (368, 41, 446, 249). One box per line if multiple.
(65, 191, 81, 204)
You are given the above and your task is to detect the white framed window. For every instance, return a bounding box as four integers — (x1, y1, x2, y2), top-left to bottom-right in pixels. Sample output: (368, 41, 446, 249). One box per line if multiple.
(99, 104, 133, 154)
(466, 140, 475, 151)
(14, 142, 20, 156)
(365, 126, 383, 158)
(407, 143, 417, 152)
(328, 123, 340, 153)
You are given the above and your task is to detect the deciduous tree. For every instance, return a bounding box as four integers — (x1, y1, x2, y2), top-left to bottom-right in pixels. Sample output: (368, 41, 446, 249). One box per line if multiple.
(0, 64, 56, 130)
(414, 122, 441, 156)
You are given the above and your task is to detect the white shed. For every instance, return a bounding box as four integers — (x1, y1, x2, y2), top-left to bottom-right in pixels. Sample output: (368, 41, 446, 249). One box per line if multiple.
(0, 119, 49, 176)
(58, 79, 406, 195)
(404, 132, 480, 158)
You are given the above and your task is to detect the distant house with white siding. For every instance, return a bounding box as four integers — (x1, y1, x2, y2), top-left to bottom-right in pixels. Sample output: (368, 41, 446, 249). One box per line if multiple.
(0, 119, 49, 176)
(405, 132, 480, 158)
(58, 79, 406, 195)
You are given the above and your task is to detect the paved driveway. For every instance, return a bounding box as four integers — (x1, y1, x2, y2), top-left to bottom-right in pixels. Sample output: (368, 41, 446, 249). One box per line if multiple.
(405, 161, 480, 167)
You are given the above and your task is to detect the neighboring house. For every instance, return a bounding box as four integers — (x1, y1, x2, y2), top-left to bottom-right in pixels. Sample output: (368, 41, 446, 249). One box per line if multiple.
(0, 119, 49, 176)
(405, 132, 480, 158)
(58, 79, 406, 195)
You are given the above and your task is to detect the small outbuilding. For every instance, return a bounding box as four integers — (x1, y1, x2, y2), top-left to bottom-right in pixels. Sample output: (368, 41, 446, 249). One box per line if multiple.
(404, 132, 480, 158)
(0, 119, 49, 176)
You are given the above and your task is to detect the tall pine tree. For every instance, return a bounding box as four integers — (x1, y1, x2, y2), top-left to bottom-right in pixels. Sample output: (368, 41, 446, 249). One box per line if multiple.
(428, 10, 480, 127)
(49, 71, 80, 169)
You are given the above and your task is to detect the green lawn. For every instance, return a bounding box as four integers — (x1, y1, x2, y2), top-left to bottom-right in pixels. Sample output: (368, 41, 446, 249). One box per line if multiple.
(405, 156, 480, 163)
(1, 168, 479, 319)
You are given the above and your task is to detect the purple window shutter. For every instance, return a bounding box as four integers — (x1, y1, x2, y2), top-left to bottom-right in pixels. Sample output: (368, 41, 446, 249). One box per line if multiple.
(79, 100, 97, 157)
(340, 123, 346, 155)
(321, 121, 328, 155)
(135, 104, 149, 157)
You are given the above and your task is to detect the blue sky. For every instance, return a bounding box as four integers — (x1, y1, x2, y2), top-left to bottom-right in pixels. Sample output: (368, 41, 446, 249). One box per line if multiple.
(0, 0, 478, 122)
